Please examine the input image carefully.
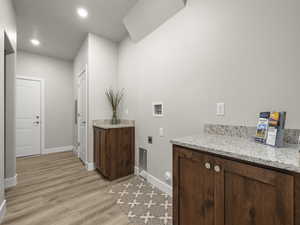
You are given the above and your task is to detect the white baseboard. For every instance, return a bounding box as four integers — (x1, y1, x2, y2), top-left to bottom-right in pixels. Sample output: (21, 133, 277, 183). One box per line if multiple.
(42, 145, 74, 155)
(0, 200, 6, 224)
(85, 162, 95, 171)
(5, 174, 17, 189)
(146, 172, 172, 196)
(135, 167, 172, 196)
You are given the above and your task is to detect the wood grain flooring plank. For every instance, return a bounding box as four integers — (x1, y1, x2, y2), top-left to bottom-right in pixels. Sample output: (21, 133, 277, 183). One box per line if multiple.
(2, 152, 131, 225)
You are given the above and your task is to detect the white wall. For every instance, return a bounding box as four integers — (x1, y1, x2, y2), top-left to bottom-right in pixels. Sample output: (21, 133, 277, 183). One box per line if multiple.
(124, 0, 186, 42)
(118, 0, 300, 183)
(88, 33, 118, 122)
(0, 0, 17, 214)
(17, 51, 74, 150)
(73, 33, 118, 164)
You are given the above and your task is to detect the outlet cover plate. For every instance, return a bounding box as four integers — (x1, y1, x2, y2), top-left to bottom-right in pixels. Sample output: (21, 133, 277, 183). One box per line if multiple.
(216, 103, 225, 116)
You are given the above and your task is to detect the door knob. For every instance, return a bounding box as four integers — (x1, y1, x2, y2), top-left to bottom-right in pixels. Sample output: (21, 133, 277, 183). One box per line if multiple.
(33, 121, 40, 125)
(205, 162, 211, 170)
(214, 165, 221, 173)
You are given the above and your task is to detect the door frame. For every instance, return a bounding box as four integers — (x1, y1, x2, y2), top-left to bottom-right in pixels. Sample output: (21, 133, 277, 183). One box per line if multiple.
(16, 76, 45, 155)
(77, 65, 88, 164)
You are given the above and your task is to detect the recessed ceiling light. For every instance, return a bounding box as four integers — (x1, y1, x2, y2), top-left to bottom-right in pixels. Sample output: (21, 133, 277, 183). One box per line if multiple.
(77, 7, 88, 18)
(31, 39, 40, 46)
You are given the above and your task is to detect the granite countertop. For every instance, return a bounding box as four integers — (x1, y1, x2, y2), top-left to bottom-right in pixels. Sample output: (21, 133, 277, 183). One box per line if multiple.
(171, 134, 300, 173)
(93, 119, 134, 129)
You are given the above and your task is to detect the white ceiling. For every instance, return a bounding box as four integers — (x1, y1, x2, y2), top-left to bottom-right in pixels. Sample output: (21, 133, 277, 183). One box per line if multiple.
(13, 0, 138, 61)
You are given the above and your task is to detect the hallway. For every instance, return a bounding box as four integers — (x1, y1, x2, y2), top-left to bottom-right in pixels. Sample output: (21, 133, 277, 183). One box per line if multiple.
(2, 152, 130, 225)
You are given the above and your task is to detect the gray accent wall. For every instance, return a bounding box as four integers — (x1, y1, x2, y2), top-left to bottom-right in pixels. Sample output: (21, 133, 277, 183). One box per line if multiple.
(118, 0, 300, 183)
(0, 0, 17, 211)
(16, 51, 74, 149)
(5, 53, 16, 179)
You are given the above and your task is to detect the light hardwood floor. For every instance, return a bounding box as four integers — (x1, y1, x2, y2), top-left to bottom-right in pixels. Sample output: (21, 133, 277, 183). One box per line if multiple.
(3, 152, 131, 225)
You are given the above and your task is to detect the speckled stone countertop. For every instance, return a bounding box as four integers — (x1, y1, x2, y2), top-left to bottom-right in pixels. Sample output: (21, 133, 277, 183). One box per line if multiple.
(93, 119, 134, 129)
(171, 134, 300, 173)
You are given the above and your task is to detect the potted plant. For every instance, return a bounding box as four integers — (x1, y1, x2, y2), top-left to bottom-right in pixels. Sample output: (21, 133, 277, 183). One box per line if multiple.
(105, 88, 124, 124)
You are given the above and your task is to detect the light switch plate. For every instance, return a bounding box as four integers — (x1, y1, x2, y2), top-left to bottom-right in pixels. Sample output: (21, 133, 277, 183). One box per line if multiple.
(216, 103, 225, 116)
(159, 128, 164, 137)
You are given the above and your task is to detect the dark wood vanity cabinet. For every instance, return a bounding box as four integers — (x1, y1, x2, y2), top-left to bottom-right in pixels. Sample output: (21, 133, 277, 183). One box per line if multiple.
(94, 126, 135, 180)
(173, 145, 298, 225)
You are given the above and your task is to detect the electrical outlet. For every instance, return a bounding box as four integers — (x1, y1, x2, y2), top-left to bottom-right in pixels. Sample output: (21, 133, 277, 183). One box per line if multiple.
(148, 136, 153, 144)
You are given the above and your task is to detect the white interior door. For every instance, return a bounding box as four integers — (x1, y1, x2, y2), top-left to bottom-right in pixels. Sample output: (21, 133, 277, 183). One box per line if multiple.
(77, 70, 87, 163)
(16, 78, 42, 157)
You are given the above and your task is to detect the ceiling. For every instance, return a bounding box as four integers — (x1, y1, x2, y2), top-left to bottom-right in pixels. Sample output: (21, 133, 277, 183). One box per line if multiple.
(12, 0, 138, 61)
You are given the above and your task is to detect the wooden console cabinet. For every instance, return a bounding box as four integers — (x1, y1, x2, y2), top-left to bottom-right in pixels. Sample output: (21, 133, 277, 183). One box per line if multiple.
(173, 145, 299, 225)
(94, 126, 135, 180)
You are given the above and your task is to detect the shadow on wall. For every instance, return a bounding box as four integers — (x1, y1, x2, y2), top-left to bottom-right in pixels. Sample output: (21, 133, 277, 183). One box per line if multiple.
(123, 0, 187, 42)
(4, 32, 16, 184)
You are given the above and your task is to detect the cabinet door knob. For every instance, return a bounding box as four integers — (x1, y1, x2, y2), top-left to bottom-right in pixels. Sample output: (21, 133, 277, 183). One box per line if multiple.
(205, 162, 211, 170)
(214, 165, 221, 173)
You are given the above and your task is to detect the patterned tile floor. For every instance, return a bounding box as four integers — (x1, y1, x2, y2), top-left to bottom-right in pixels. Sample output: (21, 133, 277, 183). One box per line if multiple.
(108, 176, 172, 225)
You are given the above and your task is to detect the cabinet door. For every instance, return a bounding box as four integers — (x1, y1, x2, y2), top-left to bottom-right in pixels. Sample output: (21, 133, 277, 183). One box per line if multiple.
(117, 127, 134, 177)
(108, 127, 135, 180)
(214, 157, 294, 225)
(94, 128, 108, 176)
(173, 147, 216, 225)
